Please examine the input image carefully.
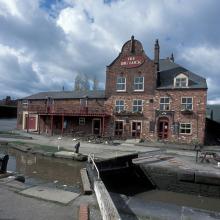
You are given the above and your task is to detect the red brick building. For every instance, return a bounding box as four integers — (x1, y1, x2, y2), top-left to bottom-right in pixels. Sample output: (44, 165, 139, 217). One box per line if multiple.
(17, 36, 207, 144)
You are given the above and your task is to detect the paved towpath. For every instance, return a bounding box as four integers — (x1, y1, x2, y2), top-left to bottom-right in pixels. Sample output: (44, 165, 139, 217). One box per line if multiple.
(0, 131, 160, 160)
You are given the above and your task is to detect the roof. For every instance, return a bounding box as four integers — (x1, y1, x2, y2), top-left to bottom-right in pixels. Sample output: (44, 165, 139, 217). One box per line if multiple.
(158, 59, 207, 89)
(22, 90, 106, 100)
(206, 105, 220, 123)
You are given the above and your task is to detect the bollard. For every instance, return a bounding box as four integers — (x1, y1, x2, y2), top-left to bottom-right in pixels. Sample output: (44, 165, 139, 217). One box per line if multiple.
(74, 142, 80, 154)
(0, 155, 9, 173)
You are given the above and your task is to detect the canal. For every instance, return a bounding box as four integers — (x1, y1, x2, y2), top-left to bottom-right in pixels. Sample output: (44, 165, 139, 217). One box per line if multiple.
(1, 118, 220, 219)
(100, 161, 220, 219)
(0, 145, 85, 192)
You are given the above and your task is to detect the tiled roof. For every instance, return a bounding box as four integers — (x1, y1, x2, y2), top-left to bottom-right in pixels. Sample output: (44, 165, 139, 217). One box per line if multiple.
(23, 90, 106, 100)
(158, 59, 207, 89)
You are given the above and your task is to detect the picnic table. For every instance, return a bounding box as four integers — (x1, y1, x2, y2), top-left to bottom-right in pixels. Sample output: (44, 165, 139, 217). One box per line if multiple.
(199, 151, 217, 163)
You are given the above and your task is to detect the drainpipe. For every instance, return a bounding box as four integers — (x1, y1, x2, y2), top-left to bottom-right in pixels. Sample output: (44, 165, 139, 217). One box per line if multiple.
(27, 100, 29, 133)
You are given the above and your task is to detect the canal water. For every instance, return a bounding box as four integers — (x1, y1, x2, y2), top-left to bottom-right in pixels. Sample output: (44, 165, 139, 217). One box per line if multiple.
(101, 164, 220, 219)
(0, 118, 85, 192)
(0, 145, 85, 193)
(0, 118, 17, 131)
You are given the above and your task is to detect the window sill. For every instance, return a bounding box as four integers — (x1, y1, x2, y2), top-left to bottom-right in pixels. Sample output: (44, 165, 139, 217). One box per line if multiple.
(134, 90, 144, 92)
(116, 90, 126, 92)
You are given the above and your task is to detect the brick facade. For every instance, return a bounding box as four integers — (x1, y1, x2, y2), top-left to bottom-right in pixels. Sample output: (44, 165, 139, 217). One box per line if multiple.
(104, 37, 207, 144)
(17, 36, 207, 145)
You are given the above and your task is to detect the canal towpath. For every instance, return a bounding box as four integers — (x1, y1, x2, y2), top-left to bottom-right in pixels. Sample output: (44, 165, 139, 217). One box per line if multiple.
(0, 131, 162, 160)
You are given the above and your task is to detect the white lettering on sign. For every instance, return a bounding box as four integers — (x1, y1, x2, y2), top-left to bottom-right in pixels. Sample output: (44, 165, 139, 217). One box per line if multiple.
(120, 56, 144, 68)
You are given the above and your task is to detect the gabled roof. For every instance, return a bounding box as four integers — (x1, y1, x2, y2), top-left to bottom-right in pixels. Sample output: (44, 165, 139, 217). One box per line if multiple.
(22, 90, 106, 100)
(158, 59, 207, 89)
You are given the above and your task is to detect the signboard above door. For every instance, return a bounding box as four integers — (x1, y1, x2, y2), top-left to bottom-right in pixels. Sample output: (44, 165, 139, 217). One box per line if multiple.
(120, 56, 144, 68)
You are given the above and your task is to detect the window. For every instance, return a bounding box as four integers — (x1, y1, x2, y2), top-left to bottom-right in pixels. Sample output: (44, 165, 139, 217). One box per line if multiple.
(22, 100, 28, 106)
(134, 76, 144, 91)
(160, 97, 170, 110)
(176, 78, 187, 87)
(181, 97, 193, 110)
(174, 74, 188, 87)
(79, 118, 85, 125)
(116, 77, 126, 91)
(180, 123, 191, 134)
(80, 98, 87, 107)
(115, 100, 124, 112)
(133, 100, 143, 112)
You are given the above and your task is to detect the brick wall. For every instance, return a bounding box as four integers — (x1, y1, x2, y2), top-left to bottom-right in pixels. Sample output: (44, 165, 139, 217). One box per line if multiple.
(105, 39, 156, 98)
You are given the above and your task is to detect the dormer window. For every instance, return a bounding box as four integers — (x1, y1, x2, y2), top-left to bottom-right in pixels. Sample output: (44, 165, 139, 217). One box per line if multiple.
(174, 73, 188, 88)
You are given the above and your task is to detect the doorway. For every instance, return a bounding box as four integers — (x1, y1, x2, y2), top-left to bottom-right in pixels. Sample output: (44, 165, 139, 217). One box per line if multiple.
(158, 117, 169, 139)
(92, 119, 101, 135)
(131, 121, 142, 138)
(115, 121, 124, 137)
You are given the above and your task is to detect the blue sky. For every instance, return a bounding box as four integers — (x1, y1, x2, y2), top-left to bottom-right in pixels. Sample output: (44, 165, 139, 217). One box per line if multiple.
(0, 0, 219, 103)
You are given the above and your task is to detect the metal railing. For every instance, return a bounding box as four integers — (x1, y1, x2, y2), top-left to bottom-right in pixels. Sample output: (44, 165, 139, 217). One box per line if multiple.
(25, 104, 109, 115)
(88, 153, 100, 180)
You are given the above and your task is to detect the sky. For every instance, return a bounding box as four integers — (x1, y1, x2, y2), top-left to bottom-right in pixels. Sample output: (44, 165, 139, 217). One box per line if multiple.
(0, 0, 219, 104)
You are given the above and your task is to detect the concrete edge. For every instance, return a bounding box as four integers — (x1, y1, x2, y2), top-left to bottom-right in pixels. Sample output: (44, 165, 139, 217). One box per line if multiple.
(94, 180, 121, 220)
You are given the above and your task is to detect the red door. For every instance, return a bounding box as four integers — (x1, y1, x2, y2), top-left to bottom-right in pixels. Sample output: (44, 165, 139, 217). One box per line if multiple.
(25, 116, 36, 130)
(158, 118, 169, 139)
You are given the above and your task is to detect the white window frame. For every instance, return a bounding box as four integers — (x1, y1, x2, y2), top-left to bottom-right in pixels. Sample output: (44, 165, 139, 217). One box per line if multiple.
(116, 76, 126, 92)
(131, 120, 142, 136)
(160, 97, 170, 111)
(80, 98, 88, 107)
(181, 97, 193, 110)
(133, 99, 143, 113)
(174, 73, 188, 88)
(134, 76, 144, 91)
(115, 100, 125, 112)
(79, 117, 85, 125)
(179, 123, 192, 134)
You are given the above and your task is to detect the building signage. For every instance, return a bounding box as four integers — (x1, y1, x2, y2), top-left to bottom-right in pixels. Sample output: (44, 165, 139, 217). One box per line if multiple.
(120, 56, 144, 68)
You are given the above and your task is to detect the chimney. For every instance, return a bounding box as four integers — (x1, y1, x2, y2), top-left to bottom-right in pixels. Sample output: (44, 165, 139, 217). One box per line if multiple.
(130, 35, 135, 53)
(170, 53, 174, 62)
(154, 39, 160, 71)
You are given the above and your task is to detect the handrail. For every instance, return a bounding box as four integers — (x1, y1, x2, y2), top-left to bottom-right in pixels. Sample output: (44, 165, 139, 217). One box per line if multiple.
(88, 153, 100, 180)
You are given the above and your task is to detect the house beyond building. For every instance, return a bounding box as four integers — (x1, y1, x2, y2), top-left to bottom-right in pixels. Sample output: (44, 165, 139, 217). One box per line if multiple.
(17, 36, 207, 144)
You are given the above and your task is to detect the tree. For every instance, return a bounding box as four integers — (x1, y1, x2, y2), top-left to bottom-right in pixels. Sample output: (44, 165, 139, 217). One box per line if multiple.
(92, 75, 99, 91)
(74, 73, 90, 92)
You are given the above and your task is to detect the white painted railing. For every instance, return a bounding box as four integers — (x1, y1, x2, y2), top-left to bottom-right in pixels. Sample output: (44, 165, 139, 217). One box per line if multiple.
(88, 153, 100, 180)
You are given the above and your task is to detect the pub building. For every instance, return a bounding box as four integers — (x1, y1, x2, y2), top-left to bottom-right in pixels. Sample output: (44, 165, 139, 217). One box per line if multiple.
(17, 36, 207, 144)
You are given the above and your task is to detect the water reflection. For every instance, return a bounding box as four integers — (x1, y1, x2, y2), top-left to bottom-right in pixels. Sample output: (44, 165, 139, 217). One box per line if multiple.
(0, 146, 85, 192)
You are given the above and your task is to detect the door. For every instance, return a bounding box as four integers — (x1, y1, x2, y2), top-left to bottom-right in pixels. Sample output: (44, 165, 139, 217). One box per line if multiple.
(25, 115, 36, 130)
(93, 119, 101, 135)
(158, 118, 169, 139)
(115, 121, 123, 137)
(131, 121, 141, 138)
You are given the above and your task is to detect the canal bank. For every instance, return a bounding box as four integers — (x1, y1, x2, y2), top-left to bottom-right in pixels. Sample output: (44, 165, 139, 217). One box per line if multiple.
(2, 131, 220, 219)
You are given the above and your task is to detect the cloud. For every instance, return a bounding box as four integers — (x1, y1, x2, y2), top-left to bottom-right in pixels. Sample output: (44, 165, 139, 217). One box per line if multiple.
(0, 0, 219, 103)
